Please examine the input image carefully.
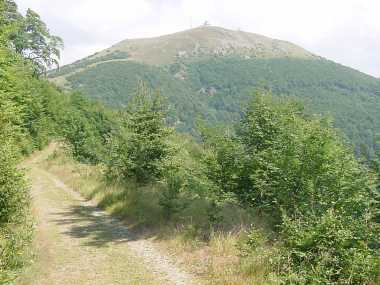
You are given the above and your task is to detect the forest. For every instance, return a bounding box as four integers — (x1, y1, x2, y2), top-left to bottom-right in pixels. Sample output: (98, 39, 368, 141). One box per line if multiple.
(51, 52, 380, 156)
(1, 0, 380, 284)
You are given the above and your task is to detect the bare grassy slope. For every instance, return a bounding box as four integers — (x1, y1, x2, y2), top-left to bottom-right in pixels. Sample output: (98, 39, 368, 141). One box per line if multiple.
(50, 25, 317, 85)
(94, 25, 316, 65)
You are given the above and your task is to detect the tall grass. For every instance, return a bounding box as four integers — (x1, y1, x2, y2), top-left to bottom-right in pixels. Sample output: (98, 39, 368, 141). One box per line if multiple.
(0, 218, 33, 284)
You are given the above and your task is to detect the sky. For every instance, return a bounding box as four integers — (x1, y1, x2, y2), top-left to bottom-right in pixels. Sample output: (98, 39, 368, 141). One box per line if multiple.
(16, 0, 380, 78)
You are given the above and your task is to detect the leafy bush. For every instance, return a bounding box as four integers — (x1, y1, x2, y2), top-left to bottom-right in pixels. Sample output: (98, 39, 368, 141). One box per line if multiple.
(60, 92, 115, 163)
(279, 211, 379, 284)
(201, 92, 380, 283)
(0, 143, 28, 225)
(0, 141, 31, 282)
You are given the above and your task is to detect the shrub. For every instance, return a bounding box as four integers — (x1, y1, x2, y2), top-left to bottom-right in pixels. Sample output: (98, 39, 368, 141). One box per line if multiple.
(201, 92, 380, 283)
(0, 142, 30, 282)
(279, 211, 380, 284)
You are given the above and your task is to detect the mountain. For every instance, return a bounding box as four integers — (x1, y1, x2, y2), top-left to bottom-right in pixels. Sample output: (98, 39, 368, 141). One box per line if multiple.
(49, 26, 380, 153)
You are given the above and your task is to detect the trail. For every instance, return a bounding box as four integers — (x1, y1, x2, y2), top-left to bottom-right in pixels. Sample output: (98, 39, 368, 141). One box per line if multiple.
(16, 145, 197, 285)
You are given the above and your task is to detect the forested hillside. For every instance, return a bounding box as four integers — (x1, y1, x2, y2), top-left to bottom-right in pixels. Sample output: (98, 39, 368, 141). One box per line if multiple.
(49, 27, 380, 155)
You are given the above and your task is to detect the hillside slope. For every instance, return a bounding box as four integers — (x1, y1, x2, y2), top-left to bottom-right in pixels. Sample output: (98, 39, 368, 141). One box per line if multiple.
(49, 26, 380, 153)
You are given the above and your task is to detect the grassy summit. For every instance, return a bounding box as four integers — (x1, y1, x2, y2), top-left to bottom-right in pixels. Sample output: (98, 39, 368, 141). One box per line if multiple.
(104, 25, 316, 64)
(51, 25, 316, 82)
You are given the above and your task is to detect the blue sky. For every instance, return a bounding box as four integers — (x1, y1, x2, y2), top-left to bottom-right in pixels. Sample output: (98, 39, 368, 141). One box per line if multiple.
(16, 0, 380, 77)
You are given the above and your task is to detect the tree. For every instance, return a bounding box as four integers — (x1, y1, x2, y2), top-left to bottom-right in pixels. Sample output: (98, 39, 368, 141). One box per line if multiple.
(16, 9, 63, 74)
(107, 82, 172, 184)
(0, 1, 63, 74)
(60, 92, 114, 163)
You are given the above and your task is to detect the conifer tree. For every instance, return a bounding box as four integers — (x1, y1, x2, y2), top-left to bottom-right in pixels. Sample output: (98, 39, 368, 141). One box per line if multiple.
(107, 82, 172, 184)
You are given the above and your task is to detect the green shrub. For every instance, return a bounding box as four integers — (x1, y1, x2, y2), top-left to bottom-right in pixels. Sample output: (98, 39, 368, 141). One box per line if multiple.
(0, 142, 30, 282)
(0, 143, 27, 224)
(60, 92, 115, 164)
(279, 211, 380, 284)
(201, 92, 380, 283)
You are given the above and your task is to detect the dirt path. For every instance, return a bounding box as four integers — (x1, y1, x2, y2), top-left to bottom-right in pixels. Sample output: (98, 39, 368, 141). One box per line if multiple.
(16, 147, 197, 285)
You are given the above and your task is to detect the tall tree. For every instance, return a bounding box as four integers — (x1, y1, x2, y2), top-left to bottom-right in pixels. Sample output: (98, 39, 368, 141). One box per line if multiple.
(0, 1, 63, 74)
(16, 9, 63, 74)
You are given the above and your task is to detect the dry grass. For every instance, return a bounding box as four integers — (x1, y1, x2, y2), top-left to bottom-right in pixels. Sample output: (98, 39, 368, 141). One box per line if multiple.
(89, 26, 316, 65)
(18, 162, 163, 285)
(39, 147, 280, 285)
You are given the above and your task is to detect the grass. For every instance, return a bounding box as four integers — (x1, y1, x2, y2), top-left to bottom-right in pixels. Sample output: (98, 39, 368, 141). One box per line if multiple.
(40, 147, 281, 284)
(0, 221, 34, 285)
(16, 165, 163, 285)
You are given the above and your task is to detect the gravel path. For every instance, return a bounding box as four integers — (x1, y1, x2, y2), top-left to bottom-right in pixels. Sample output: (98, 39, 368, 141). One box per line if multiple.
(16, 147, 198, 285)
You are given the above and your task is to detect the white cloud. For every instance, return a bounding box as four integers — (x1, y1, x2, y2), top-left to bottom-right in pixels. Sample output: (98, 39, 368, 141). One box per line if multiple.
(15, 0, 380, 77)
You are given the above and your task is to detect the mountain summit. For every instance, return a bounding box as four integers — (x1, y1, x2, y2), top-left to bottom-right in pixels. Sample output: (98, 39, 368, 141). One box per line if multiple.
(98, 26, 316, 65)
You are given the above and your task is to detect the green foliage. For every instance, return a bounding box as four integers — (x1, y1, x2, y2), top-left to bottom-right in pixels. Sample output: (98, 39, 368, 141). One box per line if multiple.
(102, 89, 380, 285)
(159, 170, 185, 219)
(0, 141, 32, 283)
(0, 0, 21, 47)
(201, 92, 380, 283)
(200, 127, 246, 199)
(63, 60, 207, 133)
(0, 2, 106, 281)
(0, 48, 31, 281)
(366, 140, 380, 225)
(1, 47, 62, 152)
(203, 93, 377, 216)
(1, 0, 63, 75)
(186, 57, 380, 155)
(0, 143, 27, 225)
(59, 92, 115, 163)
(280, 211, 379, 284)
(107, 83, 173, 183)
(52, 55, 380, 154)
